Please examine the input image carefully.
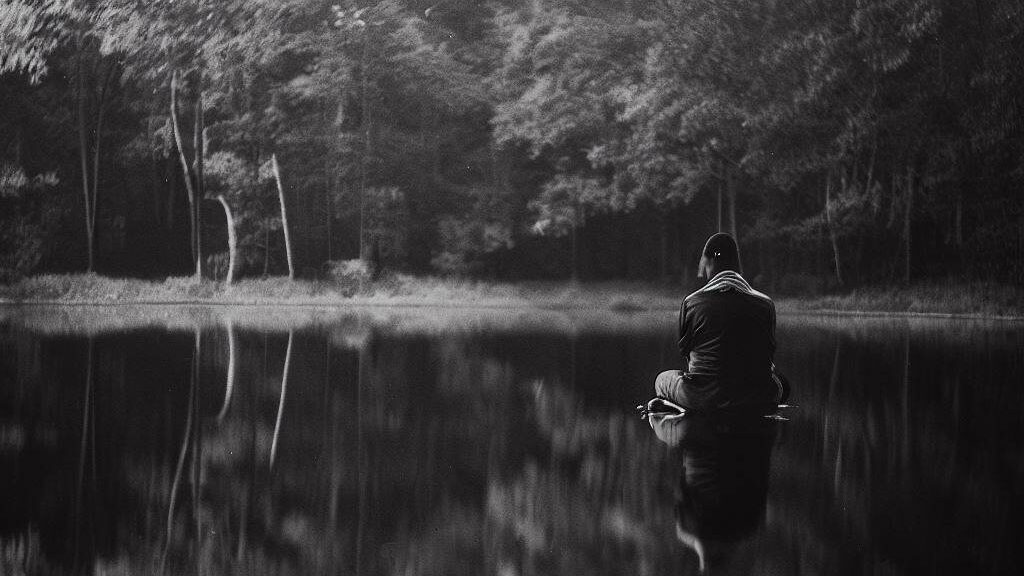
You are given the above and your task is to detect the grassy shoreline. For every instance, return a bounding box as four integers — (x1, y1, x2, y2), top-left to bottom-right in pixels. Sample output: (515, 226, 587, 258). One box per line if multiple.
(1, 273, 1022, 319)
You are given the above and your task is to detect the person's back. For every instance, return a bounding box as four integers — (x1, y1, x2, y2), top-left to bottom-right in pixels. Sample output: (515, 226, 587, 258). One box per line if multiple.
(678, 278, 777, 410)
(653, 233, 781, 414)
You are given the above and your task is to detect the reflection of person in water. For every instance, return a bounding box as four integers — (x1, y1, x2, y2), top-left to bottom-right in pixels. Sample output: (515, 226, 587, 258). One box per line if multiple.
(670, 418, 775, 574)
(657, 232, 786, 413)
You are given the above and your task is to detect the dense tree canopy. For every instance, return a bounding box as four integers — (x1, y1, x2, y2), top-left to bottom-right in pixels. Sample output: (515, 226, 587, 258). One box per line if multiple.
(2, 0, 1022, 287)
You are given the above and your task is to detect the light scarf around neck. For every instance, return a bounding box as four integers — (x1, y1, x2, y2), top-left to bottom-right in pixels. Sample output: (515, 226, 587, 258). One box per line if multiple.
(686, 270, 770, 302)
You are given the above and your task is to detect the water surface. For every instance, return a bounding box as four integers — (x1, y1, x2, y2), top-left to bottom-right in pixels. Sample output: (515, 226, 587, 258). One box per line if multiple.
(1, 306, 1022, 575)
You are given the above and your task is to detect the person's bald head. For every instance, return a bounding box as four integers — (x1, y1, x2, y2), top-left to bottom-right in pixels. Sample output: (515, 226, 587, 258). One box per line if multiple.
(697, 233, 741, 280)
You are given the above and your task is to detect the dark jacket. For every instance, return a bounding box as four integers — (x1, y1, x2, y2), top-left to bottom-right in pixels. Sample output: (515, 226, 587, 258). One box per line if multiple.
(677, 282, 777, 410)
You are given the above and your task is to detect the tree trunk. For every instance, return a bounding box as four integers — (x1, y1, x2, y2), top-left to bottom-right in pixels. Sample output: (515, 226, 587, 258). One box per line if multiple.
(886, 171, 900, 229)
(359, 31, 371, 262)
(76, 41, 94, 273)
(716, 176, 723, 233)
(217, 195, 238, 284)
(89, 64, 113, 271)
(955, 192, 963, 246)
(149, 116, 161, 227)
(192, 93, 205, 279)
(571, 180, 582, 283)
(325, 154, 334, 263)
(659, 212, 670, 281)
(263, 226, 270, 276)
(165, 153, 176, 231)
(170, 70, 199, 276)
(865, 136, 877, 198)
(571, 219, 579, 283)
(903, 167, 914, 286)
(271, 154, 296, 279)
(727, 168, 738, 240)
(825, 172, 844, 287)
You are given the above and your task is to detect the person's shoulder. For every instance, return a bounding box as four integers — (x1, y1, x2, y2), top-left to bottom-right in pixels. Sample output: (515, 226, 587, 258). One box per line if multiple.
(683, 289, 713, 303)
(744, 285, 774, 304)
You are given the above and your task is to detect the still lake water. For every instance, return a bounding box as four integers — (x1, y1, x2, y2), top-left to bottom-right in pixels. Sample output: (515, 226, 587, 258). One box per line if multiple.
(1, 305, 1022, 575)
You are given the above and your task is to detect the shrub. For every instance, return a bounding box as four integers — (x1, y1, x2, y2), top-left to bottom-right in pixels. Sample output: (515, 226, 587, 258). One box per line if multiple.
(325, 259, 370, 295)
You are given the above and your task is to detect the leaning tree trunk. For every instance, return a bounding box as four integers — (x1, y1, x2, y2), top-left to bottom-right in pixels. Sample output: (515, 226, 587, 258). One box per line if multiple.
(216, 195, 238, 284)
(170, 70, 200, 277)
(825, 172, 844, 287)
(271, 154, 296, 279)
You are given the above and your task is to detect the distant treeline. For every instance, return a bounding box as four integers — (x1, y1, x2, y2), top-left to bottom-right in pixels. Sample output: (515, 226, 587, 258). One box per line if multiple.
(2, 0, 1023, 288)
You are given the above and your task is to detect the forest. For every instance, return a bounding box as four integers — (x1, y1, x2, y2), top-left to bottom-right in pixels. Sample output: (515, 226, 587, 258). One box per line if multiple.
(2, 0, 1023, 290)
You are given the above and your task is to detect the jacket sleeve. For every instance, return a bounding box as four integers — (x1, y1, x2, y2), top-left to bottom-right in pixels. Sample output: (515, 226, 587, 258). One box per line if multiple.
(677, 299, 693, 359)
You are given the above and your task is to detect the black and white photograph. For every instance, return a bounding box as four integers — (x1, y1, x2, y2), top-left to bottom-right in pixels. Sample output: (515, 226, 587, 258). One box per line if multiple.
(1, 1, 1023, 574)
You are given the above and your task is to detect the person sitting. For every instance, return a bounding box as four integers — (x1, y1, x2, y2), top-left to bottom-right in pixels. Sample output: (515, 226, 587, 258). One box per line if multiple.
(654, 232, 786, 417)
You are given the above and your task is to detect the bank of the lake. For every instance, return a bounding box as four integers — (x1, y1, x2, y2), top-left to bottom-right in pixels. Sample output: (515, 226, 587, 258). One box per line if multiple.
(1, 273, 1022, 318)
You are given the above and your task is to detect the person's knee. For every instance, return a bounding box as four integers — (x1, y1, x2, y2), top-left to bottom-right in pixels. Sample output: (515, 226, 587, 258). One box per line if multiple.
(655, 369, 685, 398)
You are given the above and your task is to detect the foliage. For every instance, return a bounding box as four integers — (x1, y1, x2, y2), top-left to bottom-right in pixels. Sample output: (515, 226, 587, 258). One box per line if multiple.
(1, 0, 1023, 285)
(0, 162, 63, 279)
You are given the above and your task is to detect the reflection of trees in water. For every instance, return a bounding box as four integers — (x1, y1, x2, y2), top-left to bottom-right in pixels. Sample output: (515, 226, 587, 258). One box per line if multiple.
(481, 379, 684, 575)
(2, 321, 1023, 574)
(775, 322, 1024, 575)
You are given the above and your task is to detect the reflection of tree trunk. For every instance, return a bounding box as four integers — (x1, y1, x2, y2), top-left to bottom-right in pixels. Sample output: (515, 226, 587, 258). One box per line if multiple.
(828, 337, 842, 489)
(162, 332, 197, 575)
(271, 154, 295, 279)
(73, 337, 94, 568)
(327, 345, 340, 531)
(356, 339, 369, 576)
(217, 321, 237, 423)
(238, 335, 266, 561)
(270, 330, 294, 468)
(901, 329, 911, 470)
(190, 330, 203, 576)
(217, 196, 238, 284)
